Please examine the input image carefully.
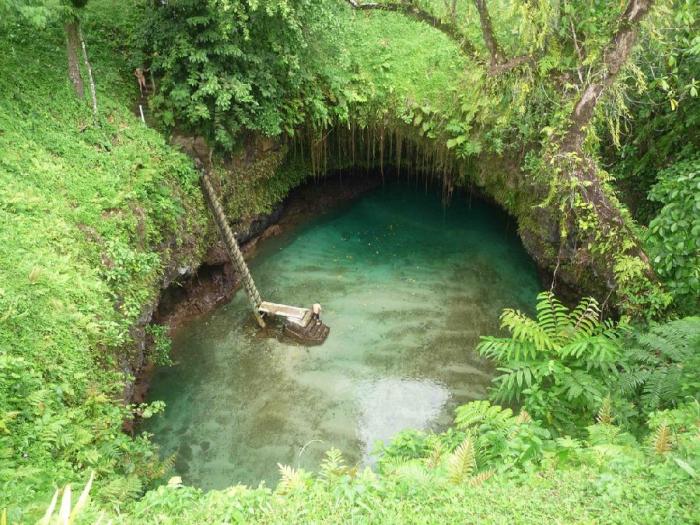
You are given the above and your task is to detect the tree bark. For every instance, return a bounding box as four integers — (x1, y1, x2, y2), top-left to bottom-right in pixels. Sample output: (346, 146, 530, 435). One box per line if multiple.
(563, 0, 654, 152)
(65, 19, 84, 98)
(551, 0, 657, 287)
(473, 0, 505, 66)
(79, 26, 98, 119)
(344, 0, 531, 75)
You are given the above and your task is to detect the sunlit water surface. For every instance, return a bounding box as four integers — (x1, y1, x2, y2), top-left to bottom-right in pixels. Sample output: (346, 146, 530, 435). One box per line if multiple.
(146, 182, 540, 489)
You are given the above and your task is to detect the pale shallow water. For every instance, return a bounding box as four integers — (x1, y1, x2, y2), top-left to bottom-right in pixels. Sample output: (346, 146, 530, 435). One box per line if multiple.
(145, 181, 540, 489)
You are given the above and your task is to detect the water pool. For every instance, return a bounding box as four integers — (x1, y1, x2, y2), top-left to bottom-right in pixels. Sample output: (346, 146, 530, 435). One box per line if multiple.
(145, 181, 540, 489)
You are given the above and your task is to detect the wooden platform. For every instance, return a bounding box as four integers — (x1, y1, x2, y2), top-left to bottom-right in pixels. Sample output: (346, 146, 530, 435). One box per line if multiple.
(284, 318, 330, 345)
(258, 301, 329, 345)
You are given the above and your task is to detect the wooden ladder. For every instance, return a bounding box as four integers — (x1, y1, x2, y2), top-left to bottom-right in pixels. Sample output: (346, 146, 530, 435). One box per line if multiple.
(200, 170, 330, 344)
(200, 171, 266, 327)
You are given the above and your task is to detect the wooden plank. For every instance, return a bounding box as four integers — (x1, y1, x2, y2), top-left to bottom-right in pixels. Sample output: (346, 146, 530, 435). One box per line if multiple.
(258, 301, 310, 324)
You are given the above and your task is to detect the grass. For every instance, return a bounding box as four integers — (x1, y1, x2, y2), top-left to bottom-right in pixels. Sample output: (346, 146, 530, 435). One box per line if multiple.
(1, 1, 697, 523)
(0, 4, 208, 519)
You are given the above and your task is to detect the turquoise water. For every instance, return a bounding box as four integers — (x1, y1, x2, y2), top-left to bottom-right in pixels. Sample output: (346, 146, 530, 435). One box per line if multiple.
(145, 182, 540, 489)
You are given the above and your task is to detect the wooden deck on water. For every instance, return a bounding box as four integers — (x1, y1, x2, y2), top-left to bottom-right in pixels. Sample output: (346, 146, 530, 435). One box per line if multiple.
(202, 170, 329, 345)
(258, 302, 311, 326)
(258, 301, 330, 345)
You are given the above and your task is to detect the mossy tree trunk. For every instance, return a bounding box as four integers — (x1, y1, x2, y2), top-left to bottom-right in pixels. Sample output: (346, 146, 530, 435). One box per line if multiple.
(65, 19, 84, 98)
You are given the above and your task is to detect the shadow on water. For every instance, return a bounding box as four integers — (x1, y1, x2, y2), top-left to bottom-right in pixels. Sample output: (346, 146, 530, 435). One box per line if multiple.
(145, 180, 541, 489)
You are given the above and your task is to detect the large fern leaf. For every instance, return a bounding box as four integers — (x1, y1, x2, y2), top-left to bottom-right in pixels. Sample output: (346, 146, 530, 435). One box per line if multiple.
(447, 435, 476, 484)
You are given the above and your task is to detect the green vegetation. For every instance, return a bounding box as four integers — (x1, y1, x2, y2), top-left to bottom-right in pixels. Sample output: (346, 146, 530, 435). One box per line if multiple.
(0, 0, 698, 522)
(477, 292, 629, 434)
(0, 3, 206, 518)
(646, 157, 700, 313)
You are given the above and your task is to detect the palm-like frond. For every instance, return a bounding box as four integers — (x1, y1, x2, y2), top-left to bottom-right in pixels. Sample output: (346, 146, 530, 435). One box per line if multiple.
(501, 308, 555, 352)
(617, 317, 700, 413)
(478, 291, 631, 431)
(320, 447, 346, 479)
(653, 424, 672, 455)
(468, 470, 494, 487)
(448, 435, 476, 484)
(477, 336, 538, 362)
(570, 297, 599, 331)
(596, 396, 614, 425)
(515, 410, 532, 424)
(535, 291, 571, 343)
(425, 440, 445, 469)
(277, 464, 305, 494)
(454, 400, 514, 432)
(99, 475, 142, 506)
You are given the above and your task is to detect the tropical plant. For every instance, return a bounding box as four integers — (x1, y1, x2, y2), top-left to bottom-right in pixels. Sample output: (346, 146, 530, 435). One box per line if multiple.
(454, 400, 550, 470)
(646, 158, 700, 313)
(477, 291, 627, 433)
(145, 0, 343, 148)
(618, 317, 700, 417)
(1, 0, 96, 102)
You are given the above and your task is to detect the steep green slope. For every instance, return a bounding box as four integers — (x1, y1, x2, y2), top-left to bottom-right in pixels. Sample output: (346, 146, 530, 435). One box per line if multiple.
(0, 5, 208, 519)
(1, 1, 698, 523)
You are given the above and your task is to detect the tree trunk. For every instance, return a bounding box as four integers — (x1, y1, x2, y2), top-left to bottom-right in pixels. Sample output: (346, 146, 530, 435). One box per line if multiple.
(79, 26, 98, 119)
(473, 0, 505, 66)
(65, 20, 84, 98)
(563, 0, 653, 152)
(545, 0, 658, 303)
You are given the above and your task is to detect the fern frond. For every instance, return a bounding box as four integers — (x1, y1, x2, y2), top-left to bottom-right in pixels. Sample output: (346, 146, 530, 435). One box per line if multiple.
(454, 401, 513, 432)
(653, 424, 672, 455)
(425, 440, 445, 469)
(596, 396, 614, 425)
(515, 410, 532, 424)
(501, 308, 556, 352)
(477, 336, 539, 363)
(99, 475, 143, 504)
(570, 296, 601, 336)
(617, 369, 650, 396)
(448, 435, 476, 484)
(320, 447, 346, 478)
(536, 291, 570, 341)
(468, 470, 494, 487)
(277, 464, 304, 494)
(392, 462, 432, 485)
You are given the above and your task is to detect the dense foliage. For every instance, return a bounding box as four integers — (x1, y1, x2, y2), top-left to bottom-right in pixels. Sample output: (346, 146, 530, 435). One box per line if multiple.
(477, 292, 628, 434)
(645, 157, 700, 312)
(0, 3, 206, 518)
(39, 399, 700, 523)
(478, 291, 700, 433)
(1, 0, 698, 522)
(146, 0, 345, 148)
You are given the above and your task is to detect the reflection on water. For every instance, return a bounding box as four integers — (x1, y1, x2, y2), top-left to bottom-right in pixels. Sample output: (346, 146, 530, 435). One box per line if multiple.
(356, 378, 450, 463)
(145, 181, 540, 489)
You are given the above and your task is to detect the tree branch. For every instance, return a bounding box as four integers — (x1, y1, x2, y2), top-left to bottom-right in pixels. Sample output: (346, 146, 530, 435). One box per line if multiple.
(344, 0, 478, 57)
(488, 54, 533, 75)
(564, 0, 654, 151)
(64, 19, 84, 98)
(473, 0, 504, 66)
